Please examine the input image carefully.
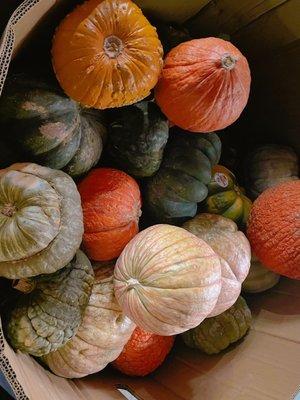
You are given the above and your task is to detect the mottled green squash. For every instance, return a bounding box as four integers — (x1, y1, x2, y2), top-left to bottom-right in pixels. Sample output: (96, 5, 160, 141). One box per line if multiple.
(108, 101, 169, 177)
(7, 250, 94, 357)
(145, 129, 221, 223)
(0, 75, 106, 177)
(182, 296, 251, 354)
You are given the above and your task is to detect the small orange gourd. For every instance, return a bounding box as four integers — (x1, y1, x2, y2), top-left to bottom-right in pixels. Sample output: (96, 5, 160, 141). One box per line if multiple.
(52, 0, 163, 109)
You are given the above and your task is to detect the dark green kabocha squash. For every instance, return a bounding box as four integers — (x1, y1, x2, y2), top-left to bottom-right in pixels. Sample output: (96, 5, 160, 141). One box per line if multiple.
(0, 75, 106, 177)
(6, 250, 94, 357)
(145, 129, 222, 223)
(182, 296, 251, 354)
(152, 20, 191, 53)
(107, 101, 169, 178)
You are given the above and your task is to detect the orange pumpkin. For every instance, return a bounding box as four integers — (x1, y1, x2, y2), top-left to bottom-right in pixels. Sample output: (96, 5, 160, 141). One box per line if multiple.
(52, 0, 163, 109)
(113, 327, 175, 376)
(78, 168, 141, 261)
(247, 180, 300, 279)
(155, 37, 251, 132)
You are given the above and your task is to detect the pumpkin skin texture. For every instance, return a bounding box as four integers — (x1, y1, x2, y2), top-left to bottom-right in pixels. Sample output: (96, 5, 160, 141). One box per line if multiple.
(7, 250, 94, 357)
(242, 253, 280, 293)
(78, 168, 141, 261)
(183, 214, 251, 317)
(182, 296, 251, 354)
(247, 180, 300, 279)
(155, 37, 251, 132)
(42, 266, 135, 378)
(0, 163, 83, 279)
(113, 327, 175, 376)
(114, 224, 222, 336)
(245, 144, 299, 199)
(0, 76, 106, 177)
(145, 130, 221, 224)
(52, 0, 163, 109)
(202, 165, 252, 229)
(108, 101, 169, 177)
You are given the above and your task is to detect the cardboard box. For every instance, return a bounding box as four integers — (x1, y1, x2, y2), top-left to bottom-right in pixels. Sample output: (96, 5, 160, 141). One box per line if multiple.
(0, 1, 299, 399)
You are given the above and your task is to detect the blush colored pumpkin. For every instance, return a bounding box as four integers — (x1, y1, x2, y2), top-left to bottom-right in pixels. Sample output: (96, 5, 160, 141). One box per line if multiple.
(0, 163, 83, 279)
(247, 180, 300, 279)
(114, 224, 222, 336)
(52, 0, 163, 109)
(43, 265, 135, 378)
(155, 37, 251, 132)
(183, 214, 251, 317)
(78, 168, 141, 261)
(113, 326, 175, 376)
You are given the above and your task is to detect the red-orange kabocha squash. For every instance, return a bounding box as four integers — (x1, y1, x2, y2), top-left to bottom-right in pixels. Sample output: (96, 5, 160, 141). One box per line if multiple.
(52, 0, 163, 109)
(247, 180, 300, 279)
(155, 37, 251, 132)
(78, 168, 141, 261)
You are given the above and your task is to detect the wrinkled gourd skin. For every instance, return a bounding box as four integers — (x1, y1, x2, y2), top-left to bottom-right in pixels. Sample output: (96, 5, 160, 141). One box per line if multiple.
(183, 214, 251, 317)
(7, 250, 94, 357)
(242, 253, 280, 293)
(0, 163, 83, 279)
(245, 144, 299, 200)
(201, 165, 252, 229)
(43, 266, 135, 378)
(145, 130, 221, 224)
(108, 101, 169, 177)
(0, 76, 106, 177)
(182, 296, 251, 354)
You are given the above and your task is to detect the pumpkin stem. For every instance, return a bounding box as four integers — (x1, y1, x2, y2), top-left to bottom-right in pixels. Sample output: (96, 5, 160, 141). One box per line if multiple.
(1, 203, 17, 217)
(221, 54, 237, 70)
(127, 278, 140, 289)
(103, 35, 124, 59)
(12, 279, 36, 294)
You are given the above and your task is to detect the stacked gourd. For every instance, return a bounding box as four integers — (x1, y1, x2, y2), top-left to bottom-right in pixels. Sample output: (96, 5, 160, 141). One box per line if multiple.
(0, 0, 299, 380)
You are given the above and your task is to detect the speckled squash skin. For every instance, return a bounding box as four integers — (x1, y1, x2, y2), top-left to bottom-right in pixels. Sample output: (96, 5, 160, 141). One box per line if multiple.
(108, 101, 169, 177)
(0, 76, 106, 177)
(182, 296, 251, 354)
(7, 251, 94, 357)
(183, 214, 251, 317)
(0, 163, 83, 279)
(43, 266, 135, 378)
(113, 326, 175, 376)
(145, 130, 221, 224)
(247, 180, 300, 279)
(114, 224, 222, 336)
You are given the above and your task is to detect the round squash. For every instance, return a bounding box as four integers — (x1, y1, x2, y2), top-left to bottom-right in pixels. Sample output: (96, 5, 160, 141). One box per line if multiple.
(0, 163, 83, 279)
(247, 180, 300, 279)
(114, 224, 222, 336)
(0, 76, 106, 177)
(183, 214, 251, 317)
(113, 326, 175, 376)
(42, 265, 135, 378)
(7, 250, 94, 357)
(155, 37, 251, 132)
(242, 253, 280, 293)
(245, 144, 299, 199)
(182, 296, 251, 354)
(145, 130, 221, 224)
(78, 168, 141, 261)
(201, 165, 252, 229)
(107, 100, 169, 177)
(52, 0, 163, 109)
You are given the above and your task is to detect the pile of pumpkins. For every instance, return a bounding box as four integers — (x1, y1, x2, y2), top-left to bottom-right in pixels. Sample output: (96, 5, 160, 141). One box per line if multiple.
(0, 0, 299, 379)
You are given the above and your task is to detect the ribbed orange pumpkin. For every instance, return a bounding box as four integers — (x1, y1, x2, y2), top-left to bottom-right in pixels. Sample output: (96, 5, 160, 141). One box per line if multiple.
(78, 168, 141, 261)
(247, 180, 300, 279)
(155, 37, 251, 132)
(113, 327, 175, 376)
(52, 0, 163, 109)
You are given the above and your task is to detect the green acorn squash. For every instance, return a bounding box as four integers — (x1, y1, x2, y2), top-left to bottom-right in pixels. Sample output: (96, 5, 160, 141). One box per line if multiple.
(107, 101, 169, 178)
(7, 250, 94, 357)
(0, 75, 106, 178)
(145, 129, 221, 223)
(182, 296, 251, 354)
